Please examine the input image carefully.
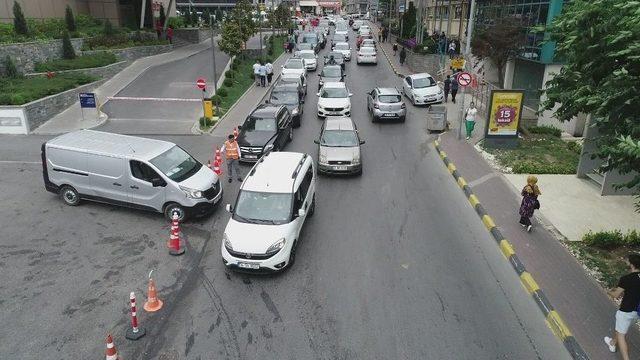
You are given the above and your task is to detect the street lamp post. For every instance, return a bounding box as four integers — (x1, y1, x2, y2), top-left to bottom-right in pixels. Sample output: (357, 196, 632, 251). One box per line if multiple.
(210, 14, 218, 114)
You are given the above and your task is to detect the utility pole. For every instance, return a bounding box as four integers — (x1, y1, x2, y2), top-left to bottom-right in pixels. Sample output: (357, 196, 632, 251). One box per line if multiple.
(210, 14, 218, 94)
(464, 0, 476, 55)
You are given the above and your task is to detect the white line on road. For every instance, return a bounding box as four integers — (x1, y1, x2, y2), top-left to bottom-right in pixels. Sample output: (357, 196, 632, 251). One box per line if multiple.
(468, 172, 499, 187)
(0, 160, 40, 164)
(108, 118, 193, 123)
(107, 96, 201, 102)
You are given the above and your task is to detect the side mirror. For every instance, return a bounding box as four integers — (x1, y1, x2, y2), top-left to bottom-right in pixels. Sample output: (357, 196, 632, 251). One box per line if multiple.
(314, 139, 319, 144)
(151, 178, 165, 187)
(348, 93, 353, 97)
(225, 204, 233, 213)
(264, 143, 275, 152)
(237, 125, 243, 130)
(298, 208, 306, 217)
(360, 140, 366, 145)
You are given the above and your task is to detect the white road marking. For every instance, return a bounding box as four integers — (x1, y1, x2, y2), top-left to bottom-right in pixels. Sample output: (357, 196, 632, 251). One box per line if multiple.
(0, 160, 40, 164)
(468, 172, 499, 187)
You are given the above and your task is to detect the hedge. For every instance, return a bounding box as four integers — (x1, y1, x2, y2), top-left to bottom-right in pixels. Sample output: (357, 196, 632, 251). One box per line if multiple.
(34, 53, 117, 72)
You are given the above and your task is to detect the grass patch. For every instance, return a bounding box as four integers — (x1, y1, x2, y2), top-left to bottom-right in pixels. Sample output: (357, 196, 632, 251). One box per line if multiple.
(483, 134, 581, 174)
(82, 34, 168, 50)
(0, 73, 98, 105)
(34, 53, 117, 72)
(216, 35, 286, 116)
(199, 116, 218, 132)
(567, 241, 631, 288)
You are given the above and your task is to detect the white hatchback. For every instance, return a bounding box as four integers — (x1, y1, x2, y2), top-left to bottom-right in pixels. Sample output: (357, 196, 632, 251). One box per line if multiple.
(356, 46, 377, 64)
(401, 73, 444, 105)
(317, 82, 352, 118)
(222, 152, 316, 273)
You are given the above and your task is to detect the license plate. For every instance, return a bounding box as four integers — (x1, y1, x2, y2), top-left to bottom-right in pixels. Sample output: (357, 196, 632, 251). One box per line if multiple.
(333, 166, 348, 171)
(245, 155, 257, 159)
(238, 262, 259, 269)
(383, 113, 396, 117)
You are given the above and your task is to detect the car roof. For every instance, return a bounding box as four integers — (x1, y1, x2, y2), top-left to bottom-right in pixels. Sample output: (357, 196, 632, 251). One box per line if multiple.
(251, 104, 283, 117)
(286, 58, 304, 63)
(298, 49, 315, 54)
(323, 81, 346, 89)
(410, 73, 434, 79)
(281, 72, 302, 80)
(243, 152, 309, 193)
(322, 65, 342, 71)
(377, 87, 401, 95)
(334, 42, 349, 46)
(47, 129, 174, 161)
(324, 117, 355, 131)
(273, 83, 299, 91)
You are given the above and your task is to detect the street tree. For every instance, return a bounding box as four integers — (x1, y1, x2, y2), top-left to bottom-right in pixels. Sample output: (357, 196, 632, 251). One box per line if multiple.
(542, 0, 640, 204)
(218, 20, 244, 59)
(230, 0, 257, 45)
(12, 1, 28, 35)
(65, 5, 77, 33)
(273, 3, 290, 33)
(400, 1, 416, 39)
(471, 16, 525, 87)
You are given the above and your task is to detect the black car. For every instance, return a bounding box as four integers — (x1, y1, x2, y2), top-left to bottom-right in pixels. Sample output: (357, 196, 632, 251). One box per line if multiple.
(318, 65, 345, 90)
(237, 104, 293, 162)
(269, 84, 303, 127)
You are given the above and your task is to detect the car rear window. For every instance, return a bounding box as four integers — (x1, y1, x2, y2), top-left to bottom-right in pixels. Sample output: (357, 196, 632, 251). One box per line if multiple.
(379, 95, 401, 103)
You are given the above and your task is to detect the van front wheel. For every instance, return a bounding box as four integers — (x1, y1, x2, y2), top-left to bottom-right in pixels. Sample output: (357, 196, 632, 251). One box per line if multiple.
(164, 203, 186, 222)
(60, 185, 80, 206)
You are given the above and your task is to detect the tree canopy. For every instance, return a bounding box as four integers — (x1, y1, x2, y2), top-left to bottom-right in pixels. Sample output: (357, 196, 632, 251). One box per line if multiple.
(543, 0, 640, 200)
(218, 19, 244, 58)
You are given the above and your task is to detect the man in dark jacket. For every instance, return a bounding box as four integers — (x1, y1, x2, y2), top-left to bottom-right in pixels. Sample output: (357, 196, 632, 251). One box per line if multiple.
(399, 47, 407, 65)
(443, 75, 451, 102)
(450, 76, 459, 103)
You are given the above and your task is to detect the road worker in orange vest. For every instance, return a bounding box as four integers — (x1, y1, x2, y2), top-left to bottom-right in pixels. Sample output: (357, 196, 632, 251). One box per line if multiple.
(220, 134, 242, 183)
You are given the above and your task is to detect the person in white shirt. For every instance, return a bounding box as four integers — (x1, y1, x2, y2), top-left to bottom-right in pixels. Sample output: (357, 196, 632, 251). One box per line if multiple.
(258, 63, 267, 87)
(465, 102, 478, 140)
(252, 60, 261, 85)
(265, 61, 274, 85)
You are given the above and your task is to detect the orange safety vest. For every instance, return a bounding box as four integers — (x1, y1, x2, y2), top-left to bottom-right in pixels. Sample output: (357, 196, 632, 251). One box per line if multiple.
(224, 140, 240, 160)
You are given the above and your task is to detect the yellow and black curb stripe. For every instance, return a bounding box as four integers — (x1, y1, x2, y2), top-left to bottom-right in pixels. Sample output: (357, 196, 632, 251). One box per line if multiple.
(434, 140, 589, 360)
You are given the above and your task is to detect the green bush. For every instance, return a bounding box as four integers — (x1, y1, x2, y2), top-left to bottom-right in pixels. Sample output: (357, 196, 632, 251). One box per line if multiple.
(62, 32, 76, 59)
(566, 140, 582, 154)
(34, 53, 117, 72)
(216, 87, 228, 97)
(2, 55, 19, 78)
(624, 230, 640, 246)
(510, 160, 575, 174)
(167, 17, 185, 29)
(528, 125, 562, 137)
(0, 73, 98, 105)
(223, 77, 234, 87)
(225, 70, 235, 79)
(103, 19, 115, 36)
(211, 95, 222, 105)
(82, 34, 166, 50)
(232, 58, 241, 67)
(583, 230, 625, 249)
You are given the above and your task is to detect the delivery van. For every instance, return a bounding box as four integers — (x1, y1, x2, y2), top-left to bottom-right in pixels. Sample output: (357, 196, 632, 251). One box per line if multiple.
(42, 130, 222, 221)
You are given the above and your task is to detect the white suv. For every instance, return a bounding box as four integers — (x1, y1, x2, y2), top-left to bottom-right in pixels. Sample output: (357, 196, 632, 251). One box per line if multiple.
(222, 152, 316, 272)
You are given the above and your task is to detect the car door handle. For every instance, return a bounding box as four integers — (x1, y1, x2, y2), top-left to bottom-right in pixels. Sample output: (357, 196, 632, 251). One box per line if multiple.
(112, 182, 122, 186)
(130, 185, 139, 189)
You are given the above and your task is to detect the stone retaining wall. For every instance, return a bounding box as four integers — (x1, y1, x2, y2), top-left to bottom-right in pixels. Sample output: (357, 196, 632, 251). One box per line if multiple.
(0, 38, 84, 74)
(25, 60, 128, 79)
(83, 44, 173, 62)
(405, 51, 440, 77)
(173, 28, 215, 44)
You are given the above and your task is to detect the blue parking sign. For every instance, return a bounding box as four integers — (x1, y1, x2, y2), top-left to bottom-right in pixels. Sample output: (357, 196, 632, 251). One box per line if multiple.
(79, 93, 96, 108)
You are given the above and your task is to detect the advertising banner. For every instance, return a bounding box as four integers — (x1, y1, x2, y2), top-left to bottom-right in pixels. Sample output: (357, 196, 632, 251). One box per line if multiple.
(485, 90, 524, 137)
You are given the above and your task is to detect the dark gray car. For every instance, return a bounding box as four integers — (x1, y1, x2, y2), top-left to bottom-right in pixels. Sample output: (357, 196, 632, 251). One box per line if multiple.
(269, 85, 303, 127)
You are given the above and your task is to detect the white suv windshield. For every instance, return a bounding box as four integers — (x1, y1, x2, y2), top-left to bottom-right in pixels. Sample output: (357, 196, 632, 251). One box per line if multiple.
(321, 88, 348, 98)
(234, 190, 292, 224)
(150, 146, 201, 182)
(413, 77, 437, 88)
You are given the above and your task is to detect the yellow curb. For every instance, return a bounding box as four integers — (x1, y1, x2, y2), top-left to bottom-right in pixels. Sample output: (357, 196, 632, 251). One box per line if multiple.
(468, 194, 480, 207)
(457, 177, 467, 188)
(519, 272, 540, 294)
(447, 163, 456, 173)
(481, 214, 496, 230)
(499, 239, 515, 259)
(546, 311, 572, 339)
(439, 151, 447, 159)
(434, 140, 440, 147)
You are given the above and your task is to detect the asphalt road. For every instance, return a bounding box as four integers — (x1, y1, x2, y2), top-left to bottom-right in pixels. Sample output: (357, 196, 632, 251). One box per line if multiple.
(0, 27, 569, 359)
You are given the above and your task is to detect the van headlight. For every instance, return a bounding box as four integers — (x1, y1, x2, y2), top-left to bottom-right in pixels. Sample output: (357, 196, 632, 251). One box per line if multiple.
(353, 153, 361, 164)
(319, 153, 327, 163)
(266, 237, 286, 254)
(179, 186, 203, 199)
(223, 233, 233, 251)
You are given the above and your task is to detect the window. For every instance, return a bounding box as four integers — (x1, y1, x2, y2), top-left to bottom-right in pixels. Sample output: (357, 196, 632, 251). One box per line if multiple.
(150, 146, 201, 182)
(130, 160, 160, 182)
(295, 167, 313, 210)
(277, 110, 288, 128)
(405, 77, 412, 86)
(234, 191, 293, 224)
(454, 5, 462, 19)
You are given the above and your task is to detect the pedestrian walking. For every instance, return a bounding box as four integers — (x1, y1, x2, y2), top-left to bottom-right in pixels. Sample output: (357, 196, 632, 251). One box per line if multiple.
(518, 176, 541, 232)
(450, 76, 459, 103)
(155, 20, 162, 39)
(288, 41, 295, 53)
(252, 60, 261, 85)
(220, 134, 242, 183)
(399, 47, 406, 65)
(464, 102, 478, 140)
(166, 26, 173, 44)
(258, 62, 267, 87)
(604, 254, 640, 360)
(383, 27, 388, 42)
(393, 43, 398, 56)
(443, 75, 451, 102)
(448, 41, 456, 59)
(378, 28, 383, 42)
(266, 60, 273, 85)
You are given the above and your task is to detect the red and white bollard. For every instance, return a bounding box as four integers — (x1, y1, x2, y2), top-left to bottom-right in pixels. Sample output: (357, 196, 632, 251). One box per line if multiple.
(125, 291, 146, 340)
(213, 159, 222, 175)
(169, 213, 185, 256)
(215, 146, 222, 164)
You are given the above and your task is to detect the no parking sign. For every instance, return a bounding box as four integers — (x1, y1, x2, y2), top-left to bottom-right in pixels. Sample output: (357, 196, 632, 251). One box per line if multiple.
(457, 72, 472, 87)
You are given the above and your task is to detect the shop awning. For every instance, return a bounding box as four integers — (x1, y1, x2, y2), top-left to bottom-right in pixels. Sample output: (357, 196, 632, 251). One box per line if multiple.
(299, 0, 319, 7)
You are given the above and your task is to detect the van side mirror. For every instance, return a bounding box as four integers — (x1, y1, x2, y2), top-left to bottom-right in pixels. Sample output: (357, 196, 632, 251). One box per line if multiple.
(225, 204, 233, 213)
(151, 178, 166, 187)
(360, 140, 366, 145)
(314, 139, 319, 144)
(298, 208, 306, 217)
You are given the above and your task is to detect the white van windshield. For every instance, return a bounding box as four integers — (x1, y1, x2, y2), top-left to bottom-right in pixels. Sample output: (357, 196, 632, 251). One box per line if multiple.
(234, 190, 292, 224)
(150, 146, 201, 182)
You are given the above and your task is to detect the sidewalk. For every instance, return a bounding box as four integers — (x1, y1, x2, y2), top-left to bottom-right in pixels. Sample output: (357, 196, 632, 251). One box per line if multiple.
(438, 131, 640, 359)
(33, 39, 217, 135)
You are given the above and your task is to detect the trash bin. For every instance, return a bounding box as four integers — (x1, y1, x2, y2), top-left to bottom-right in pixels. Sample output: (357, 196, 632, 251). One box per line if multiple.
(427, 105, 447, 132)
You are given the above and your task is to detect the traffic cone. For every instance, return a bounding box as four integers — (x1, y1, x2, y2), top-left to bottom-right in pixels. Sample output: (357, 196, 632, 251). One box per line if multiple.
(105, 334, 119, 360)
(233, 127, 238, 139)
(213, 159, 222, 175)
(215, 146, 222, 164)
(169, 213, 185, 256)
(143, 276, 163, 312)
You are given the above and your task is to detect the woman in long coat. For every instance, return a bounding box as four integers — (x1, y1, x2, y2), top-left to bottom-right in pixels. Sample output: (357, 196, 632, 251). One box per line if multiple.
(519, 175, 541, 232)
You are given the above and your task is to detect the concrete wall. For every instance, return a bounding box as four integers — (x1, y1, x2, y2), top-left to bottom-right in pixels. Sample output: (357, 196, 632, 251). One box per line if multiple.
(0, 107, 28, 134)
(25, 60, 128, 79)
(173, 28, 213, 45)
(0, 38, 84, 74)
(537, 63, 586, 136)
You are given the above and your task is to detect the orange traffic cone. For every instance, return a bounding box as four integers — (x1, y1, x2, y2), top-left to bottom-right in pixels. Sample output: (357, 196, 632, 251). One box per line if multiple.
(213, 159, 222, 175)
(215, 146, 222, 164)
(233, 127, 239, 139)
(143, 274, 163, 312)
(105, 334, 119, 360)
(169, 213, 185, 256)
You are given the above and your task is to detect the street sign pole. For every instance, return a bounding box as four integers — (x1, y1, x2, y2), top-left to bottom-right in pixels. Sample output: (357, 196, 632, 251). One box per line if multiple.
(455, 72, 472, 140)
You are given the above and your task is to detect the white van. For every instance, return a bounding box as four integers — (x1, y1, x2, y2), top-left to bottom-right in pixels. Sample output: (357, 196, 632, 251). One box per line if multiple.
(42, 130, 222, 221)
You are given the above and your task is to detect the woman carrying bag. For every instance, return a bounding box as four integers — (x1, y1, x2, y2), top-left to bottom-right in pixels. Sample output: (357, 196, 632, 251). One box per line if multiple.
(519, 176, 541, 232)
